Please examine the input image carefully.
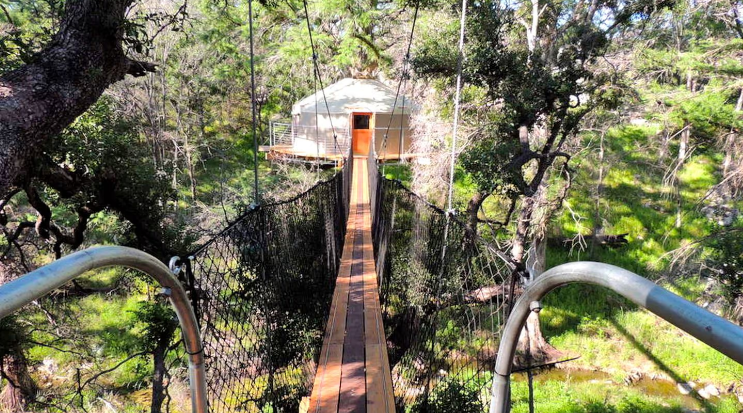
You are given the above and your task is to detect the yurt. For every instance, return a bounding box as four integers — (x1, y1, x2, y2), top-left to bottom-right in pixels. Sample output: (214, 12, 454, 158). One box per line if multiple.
(268, 78, 416, 162)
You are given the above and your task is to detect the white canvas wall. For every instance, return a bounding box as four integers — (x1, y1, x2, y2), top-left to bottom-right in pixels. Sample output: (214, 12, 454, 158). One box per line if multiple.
(371, 113, 411, 156)
(293, 113, 351, 155)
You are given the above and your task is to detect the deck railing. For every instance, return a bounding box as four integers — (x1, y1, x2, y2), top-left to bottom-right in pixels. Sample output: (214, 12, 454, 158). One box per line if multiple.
(269, 122, 351, 156)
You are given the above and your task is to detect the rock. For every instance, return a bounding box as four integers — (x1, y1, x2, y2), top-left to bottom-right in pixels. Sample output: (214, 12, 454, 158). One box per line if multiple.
(624, 371, 643, 385)
(701, 205, 739, 226)
(698, 387, 710, 399)
(702, 384, 720, 397)
(677, 382, 696, 395)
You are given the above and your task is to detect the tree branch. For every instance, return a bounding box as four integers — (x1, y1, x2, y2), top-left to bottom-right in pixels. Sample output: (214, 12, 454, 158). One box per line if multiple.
(0, 4, 14, 26)
(126, 60, 158, 77)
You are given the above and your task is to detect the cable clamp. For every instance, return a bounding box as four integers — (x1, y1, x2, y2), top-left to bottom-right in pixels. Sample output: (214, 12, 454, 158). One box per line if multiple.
(169, 256, 182, 275)
(185, 346, 205, 356)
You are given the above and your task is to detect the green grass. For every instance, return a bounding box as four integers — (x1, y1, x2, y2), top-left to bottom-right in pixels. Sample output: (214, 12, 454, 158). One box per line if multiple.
(538, 279, 743, 386)
(509, 123, 743, 409)
(381, 163, 413, 185)
(553, 125, 722, 273)
(75, 267, 127, 289)
(510, 375, 741, 413)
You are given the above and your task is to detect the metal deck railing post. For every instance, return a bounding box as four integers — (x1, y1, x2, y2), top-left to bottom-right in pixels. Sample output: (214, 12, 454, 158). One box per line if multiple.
(0, 246, 208, 413)
(490, 261, 743, 413)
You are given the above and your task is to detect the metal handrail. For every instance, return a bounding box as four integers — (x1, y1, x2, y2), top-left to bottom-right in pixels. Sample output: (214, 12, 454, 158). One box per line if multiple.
(490, 261, 743, 413)
(0, 246, 208, 413)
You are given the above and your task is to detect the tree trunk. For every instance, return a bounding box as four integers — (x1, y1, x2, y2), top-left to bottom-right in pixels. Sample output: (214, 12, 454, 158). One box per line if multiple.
(511, 178, 560, 364)
(0, 352, 36, 413)
(723, 90, 743, 197)
(465, 191, 487, 241)
(150, 343, 167, 413)
(686, 71, 694, 92)
(0, 0, 155, 198)
(150, 319, 177, 413)
(185, 140, 198, 201)
(511, 201, 534, 266)
(591, 131, 606, 258)
(516, 235, 559, 363)
(675, 124, 690, 228)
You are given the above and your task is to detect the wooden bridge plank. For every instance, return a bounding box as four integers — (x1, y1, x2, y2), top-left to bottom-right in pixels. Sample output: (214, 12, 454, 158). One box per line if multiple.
(309, 228, 355, 412)
(308, 157, 394, 413)
(311, 343, 343, 413)
(360, 162, 395, 412)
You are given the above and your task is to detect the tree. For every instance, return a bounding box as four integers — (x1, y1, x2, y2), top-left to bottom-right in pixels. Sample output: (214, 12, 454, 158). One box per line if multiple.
(0, 0, 198, 264)
(131, 301, 179, 413)
(637, 0, 743, 206)
(0, 1, 190, 409)
(0, 316, 35, 413)
(414, 0, 674, 360)
(0, 0, 159, 197)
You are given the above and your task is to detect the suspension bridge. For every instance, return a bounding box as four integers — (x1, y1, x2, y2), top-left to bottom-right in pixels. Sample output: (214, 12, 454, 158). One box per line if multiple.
(3, 147, 743, 413)
(2, 0, 743, 410)
(175, 147, 511, 412)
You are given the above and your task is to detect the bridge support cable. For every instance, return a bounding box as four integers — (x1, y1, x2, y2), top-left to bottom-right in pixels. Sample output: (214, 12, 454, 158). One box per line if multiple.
(248, 0, 261, 203)
(379, 1, 420, 169)
(447, 0, 467, 214)
(412, 1, 470, 407)
(0, 246, 209, 413)
(490, 262, 743, 413)
(301, 0, 343, 160)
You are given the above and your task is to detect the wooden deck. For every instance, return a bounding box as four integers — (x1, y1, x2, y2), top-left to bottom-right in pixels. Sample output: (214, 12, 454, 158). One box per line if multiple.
(263, 144, 420, 163)
(307, 157, 395, 413)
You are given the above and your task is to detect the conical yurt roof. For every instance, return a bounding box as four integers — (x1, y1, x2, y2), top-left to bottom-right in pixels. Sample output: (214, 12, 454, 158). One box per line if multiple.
(291, 78, 416, 115)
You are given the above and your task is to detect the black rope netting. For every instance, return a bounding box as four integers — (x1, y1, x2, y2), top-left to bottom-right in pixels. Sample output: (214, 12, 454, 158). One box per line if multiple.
(369, 155, 512, 412)
(176, 149, 512, 412)
(183, 152, 353, 412)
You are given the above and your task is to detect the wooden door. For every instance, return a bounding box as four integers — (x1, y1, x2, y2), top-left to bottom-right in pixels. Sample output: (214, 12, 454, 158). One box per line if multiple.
(352, 113, 372, 155)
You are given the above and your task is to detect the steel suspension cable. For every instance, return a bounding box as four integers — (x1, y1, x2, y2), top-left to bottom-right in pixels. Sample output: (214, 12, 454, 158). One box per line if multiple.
(314, 63, 321, 178)
(249, 0, 260, 203)
(301, 0, 342, 158)
(446, 0, 467, 213)
(379, 1, 420, 167)
(421, 2, 468, 406)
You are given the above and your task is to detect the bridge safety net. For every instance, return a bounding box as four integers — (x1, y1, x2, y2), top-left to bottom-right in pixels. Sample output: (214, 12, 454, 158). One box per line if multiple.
(182, 153, 353, 412)
(369, 155, 513, 412)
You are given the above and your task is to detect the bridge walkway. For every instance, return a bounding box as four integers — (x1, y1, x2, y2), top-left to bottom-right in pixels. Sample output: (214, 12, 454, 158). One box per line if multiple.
(307, 156, 395, 413)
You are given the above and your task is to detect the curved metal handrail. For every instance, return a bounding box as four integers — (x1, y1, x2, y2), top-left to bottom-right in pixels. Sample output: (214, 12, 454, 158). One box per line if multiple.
(0, 246, 207, 413)
(490, 261, 743, 413)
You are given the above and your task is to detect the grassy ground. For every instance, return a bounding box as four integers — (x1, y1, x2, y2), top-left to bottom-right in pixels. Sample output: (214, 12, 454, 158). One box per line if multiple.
(394, 123, 743, 410)
(532, 124, 743, 410)
(510, 374, 742, 413)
